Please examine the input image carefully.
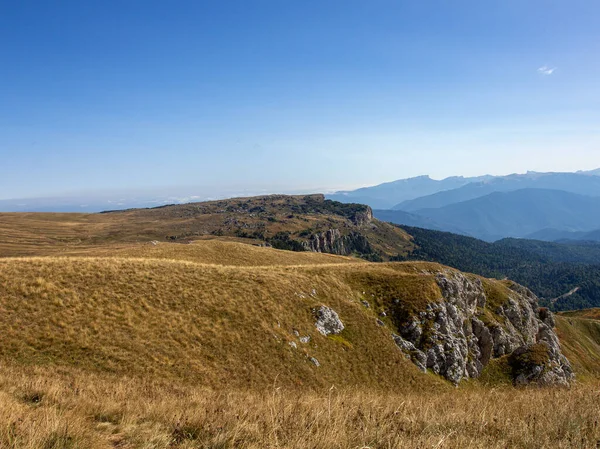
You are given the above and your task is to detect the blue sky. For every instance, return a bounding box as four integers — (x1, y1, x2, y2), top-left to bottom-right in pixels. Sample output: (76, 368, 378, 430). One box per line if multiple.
(1, 0, 599, 199)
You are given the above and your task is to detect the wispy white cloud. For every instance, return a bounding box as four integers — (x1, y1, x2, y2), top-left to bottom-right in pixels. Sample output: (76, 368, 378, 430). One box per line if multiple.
(538, 65, 556, 75)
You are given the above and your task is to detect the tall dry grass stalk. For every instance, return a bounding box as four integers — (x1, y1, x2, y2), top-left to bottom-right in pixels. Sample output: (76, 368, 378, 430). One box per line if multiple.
(0, 365, 598, 448)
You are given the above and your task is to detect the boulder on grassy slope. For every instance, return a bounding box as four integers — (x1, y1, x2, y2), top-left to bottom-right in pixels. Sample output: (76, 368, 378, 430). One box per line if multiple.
(314, 306, 345, 336)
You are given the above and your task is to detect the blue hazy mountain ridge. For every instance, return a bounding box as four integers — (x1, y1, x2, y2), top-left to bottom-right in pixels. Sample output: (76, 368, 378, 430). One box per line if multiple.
(394, 172, 600, 212)
(410, 189, 600, 242)
(325, 175, 492, 209)
(372, 209, 469, 236)
(328, 170, 600, 211)
(525, 228, 600, 243)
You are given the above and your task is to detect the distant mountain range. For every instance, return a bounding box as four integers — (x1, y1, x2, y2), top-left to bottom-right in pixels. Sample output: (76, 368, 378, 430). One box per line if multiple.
(5, 169, 600, 243)
(326, 174, 494, 209)
(394, 172, 600, 211)
(327, 169, 600, 242)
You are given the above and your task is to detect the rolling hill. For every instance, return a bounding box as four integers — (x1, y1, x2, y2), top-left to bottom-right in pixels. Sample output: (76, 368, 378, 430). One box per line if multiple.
(5, 193, 600, 312)
(0, 194, 413, 260)
(559, 308, 600, 321)
(0, 240, 598, 447)
(1, 197, 600, 447)
(0, 239, 584, 388)
(556, 309, 600, 379)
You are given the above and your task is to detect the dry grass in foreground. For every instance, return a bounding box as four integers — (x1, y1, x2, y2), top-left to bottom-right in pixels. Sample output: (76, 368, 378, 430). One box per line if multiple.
(0, 365, 598, 449)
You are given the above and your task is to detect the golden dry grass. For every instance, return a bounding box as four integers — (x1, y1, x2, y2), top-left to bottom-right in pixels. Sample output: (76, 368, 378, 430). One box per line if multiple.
(0, 364, 598, 449)
(559, 308, 600, 321)
(555, 315, 600, 379)
(0, 255, 447, 391)
(1, 236, 600, 447)
(108, 239, 363, 266)
(0, 212, 110, 257)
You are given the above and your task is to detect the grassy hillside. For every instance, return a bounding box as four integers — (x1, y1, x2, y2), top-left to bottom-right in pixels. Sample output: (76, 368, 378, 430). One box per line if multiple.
(555, 310, 600, 379)
(2, 237, 599, 386)
(3, 238, 594, 391)
(559, 308, 600, 320)
(94, 238, 364, 267)
(0, 252, 446, 392)
(3, 202, 600, 447)
(1, 239, 599, 447)
(0, 194, 413, 260)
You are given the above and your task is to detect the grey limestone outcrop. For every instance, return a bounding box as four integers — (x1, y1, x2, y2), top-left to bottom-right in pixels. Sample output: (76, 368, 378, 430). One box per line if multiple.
(392, 270, 573, 386)
(314, 306, 345, 336)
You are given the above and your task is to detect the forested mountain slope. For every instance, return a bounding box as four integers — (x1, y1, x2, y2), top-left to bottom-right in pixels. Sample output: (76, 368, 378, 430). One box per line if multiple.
(395, 225, 600, 311)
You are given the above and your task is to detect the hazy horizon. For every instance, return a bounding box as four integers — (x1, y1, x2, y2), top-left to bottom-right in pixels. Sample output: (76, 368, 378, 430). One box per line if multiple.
(1, 166, 599, 200)
(2, 167, 600, 214)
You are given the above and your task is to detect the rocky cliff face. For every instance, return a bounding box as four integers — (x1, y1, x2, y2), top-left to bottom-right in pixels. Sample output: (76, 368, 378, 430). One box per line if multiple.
(391, 269, 573, 386)
(303, 230, 372, 256)
(300, 205, 374, 255)
(350, 206, 373, 226)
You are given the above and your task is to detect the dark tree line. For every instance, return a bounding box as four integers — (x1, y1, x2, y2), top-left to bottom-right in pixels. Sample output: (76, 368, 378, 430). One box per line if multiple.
(393, 225, 600, 311)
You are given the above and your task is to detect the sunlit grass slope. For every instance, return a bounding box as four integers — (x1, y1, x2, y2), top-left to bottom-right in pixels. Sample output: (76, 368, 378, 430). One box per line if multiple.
(555, 309, 600, 379)
(1, 240, 600, 447)
(2, 239, 599, 390)
(0, 253, 447, 392)
(108, 239, 363, 266)
(559, 308, 600, 321)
